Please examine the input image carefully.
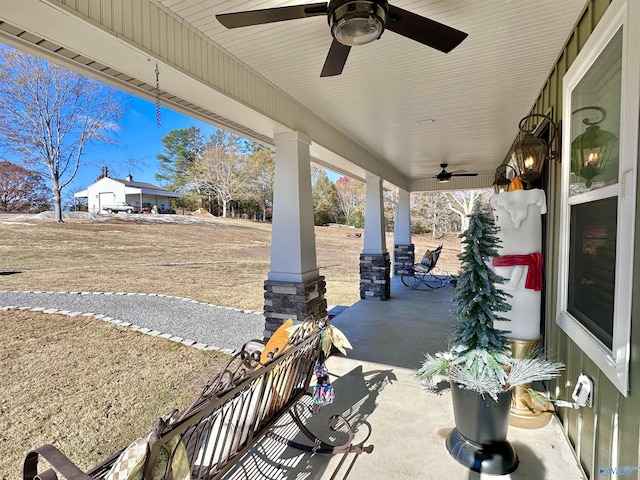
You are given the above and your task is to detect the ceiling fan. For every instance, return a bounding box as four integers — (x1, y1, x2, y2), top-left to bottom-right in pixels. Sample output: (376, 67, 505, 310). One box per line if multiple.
(216, 0, 468, 77)
(425, 163, 479, 183)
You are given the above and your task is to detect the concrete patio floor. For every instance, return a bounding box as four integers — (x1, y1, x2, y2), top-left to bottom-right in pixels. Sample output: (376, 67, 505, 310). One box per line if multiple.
(226, 276, 587, 480)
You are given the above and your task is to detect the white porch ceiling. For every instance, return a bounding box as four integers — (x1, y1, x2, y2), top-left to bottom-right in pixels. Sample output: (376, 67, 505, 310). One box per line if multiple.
(154, 0, 587, 184)
(0, 0, 588, 190)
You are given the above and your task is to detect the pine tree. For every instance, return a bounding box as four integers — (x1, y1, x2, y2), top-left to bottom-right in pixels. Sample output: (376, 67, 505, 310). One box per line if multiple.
(450, 201, 511, 355)
(155, 126, 204, 190)
(312, 167, 338, 225)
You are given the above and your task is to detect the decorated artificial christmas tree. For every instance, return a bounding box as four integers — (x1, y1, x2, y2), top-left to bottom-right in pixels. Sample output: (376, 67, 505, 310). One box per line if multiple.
(417, 200, 562, 399)
(450, 201, 511, 354)
(416, 200, 563, 475)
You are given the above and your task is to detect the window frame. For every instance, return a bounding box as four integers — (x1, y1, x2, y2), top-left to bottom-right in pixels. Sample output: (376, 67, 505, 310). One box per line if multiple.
(557, 0, 640, 395)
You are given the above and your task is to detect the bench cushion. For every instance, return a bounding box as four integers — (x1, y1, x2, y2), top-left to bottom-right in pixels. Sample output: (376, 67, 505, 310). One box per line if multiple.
(260, 319, 293, 364)
(104, 433, 150, 480)
(421, 250, 435, 267)
(104, 432, 190, 480)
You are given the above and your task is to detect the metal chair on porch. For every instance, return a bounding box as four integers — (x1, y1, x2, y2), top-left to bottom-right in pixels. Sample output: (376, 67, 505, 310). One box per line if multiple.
(401, 244, 447, 290)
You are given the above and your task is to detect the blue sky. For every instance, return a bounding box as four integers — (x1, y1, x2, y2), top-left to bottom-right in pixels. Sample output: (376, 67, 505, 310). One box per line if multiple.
(0, 42, 216, 194)
(75, 96, 218, 191)
(1, 44, 342, 207)
(75, 94, 341, 195)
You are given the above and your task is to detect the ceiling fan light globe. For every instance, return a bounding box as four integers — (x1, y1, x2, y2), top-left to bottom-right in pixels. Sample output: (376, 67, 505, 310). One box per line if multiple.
(329, 0, 387, 47)
(333, 17, 382, 45)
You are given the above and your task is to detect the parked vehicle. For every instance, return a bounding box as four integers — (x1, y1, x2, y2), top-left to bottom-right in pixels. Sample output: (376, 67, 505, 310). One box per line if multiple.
(139, 205, 175, 214)
(101, 202, 138, 214)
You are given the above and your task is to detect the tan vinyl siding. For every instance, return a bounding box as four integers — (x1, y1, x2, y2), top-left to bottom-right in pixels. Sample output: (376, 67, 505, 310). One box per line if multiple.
(518, 0, 640, 477)
(579, 356, 598, 478)
(595, 373, 618, 475)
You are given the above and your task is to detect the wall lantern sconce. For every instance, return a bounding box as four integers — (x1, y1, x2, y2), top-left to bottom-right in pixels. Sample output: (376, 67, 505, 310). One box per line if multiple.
(493, 164, 518, 194)
(571, 106, 617, 188)
(512, 113, 558, 186)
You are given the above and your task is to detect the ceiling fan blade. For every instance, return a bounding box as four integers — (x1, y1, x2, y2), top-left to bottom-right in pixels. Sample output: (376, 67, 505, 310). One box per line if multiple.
(451, 173, 479, 177)
(320, 39, 351, 77)
(386, 5, 468, 53)
(217, 2, 328, 29)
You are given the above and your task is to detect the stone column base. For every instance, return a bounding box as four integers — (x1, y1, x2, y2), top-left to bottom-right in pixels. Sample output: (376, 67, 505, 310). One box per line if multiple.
(393, 243, 415, 276)
(263, 276, 327, 339)
(360, 252, 391, 301)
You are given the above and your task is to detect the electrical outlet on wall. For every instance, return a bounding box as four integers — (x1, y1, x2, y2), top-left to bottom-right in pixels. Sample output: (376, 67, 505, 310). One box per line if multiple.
(572, 374, 594, 408)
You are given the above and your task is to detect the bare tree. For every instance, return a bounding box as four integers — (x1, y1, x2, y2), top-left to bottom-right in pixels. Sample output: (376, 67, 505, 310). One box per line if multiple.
(443, 189, 491, 232)
(0, 47, 125, 222)
(334, 176, 365, 226)
(193, 144, 259, 217)
(383, 189, 397, 232)
(0, 160, 49, 212)
(245, 144, 274, 221)
(411, 191, 458, 238)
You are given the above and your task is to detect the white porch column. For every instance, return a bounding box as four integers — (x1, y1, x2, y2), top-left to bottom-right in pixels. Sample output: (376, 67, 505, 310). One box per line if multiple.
(268, 131, 318, 281)
(362, 173, 387, 254)
(393, 188, 415, 276)
(360, 172, 391, 300)
(394, 188, 411, 244)
(264, 131, 326, 337)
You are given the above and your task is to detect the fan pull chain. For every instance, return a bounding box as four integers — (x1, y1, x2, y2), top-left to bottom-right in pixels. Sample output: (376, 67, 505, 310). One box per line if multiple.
(155, 63, 161, 127)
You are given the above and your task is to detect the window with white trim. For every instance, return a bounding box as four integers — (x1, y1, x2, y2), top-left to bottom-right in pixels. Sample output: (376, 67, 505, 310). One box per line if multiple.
(557, 0, 639, 395)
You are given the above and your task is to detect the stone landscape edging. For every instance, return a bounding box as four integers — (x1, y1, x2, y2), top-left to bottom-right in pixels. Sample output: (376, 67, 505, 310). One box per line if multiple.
(0, 290, 264, 355)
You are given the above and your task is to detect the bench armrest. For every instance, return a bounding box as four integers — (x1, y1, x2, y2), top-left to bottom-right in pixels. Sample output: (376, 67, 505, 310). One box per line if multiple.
(23, 445, 92, 480)
(243, 339, 267, 355)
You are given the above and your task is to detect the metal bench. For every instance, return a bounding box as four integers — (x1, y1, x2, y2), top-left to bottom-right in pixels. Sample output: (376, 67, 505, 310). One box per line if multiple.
(23, 317, 369, 480)
(400, 244, 448, 290)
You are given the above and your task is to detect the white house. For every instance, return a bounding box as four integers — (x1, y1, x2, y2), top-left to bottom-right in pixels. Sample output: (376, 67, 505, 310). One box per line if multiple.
(73, 175, 183, 214)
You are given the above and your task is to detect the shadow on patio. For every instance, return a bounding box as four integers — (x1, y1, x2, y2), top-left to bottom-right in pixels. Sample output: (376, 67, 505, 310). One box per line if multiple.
(226, 277, 586, 479)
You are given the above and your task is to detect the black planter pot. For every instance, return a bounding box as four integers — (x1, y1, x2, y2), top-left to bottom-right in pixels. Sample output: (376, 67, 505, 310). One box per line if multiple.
(446, 382, 518, 475)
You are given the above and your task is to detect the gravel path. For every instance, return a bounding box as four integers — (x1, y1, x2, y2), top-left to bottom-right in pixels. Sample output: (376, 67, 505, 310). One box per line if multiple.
(0, 290, 265, 352)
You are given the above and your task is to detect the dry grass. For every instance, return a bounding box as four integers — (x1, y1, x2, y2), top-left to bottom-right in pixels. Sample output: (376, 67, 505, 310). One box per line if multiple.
(0, 215, 273, 310)
(0, 214, 461, 309)
(0, 309, 229, 480)
(0, 213, 461, 479)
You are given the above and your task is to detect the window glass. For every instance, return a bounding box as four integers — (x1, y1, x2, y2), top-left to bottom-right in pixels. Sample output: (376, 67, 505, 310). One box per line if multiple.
(567, 197, 617, 349)
(569, 28, 622, 196)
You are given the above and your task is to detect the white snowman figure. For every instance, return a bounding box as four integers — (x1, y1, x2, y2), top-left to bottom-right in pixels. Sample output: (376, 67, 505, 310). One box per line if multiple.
(490, 189, 547, 340)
